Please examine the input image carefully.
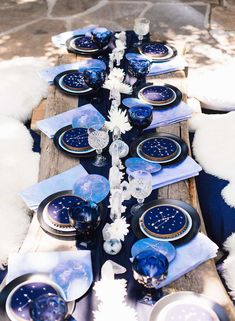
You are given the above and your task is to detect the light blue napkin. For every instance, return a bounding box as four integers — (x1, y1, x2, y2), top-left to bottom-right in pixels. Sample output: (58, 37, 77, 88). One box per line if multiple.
(51, 25, 96, 48)
(155, 232, 218, 289)
(37, 104, 105, 138)
(122, 98, 192, 129)
(39, 59, 106, 84)
(127, 156, 202, 190)
(125, 53, 187, 76)
(19, 165, 88, 211)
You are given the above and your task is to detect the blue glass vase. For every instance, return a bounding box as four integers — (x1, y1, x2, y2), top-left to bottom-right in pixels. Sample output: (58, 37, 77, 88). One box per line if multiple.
(132, 249, 169, 305)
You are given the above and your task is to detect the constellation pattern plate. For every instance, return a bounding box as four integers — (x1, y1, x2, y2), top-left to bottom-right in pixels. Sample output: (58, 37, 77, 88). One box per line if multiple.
(54, 70, 93, 96)
(54, 125, 96, 158)
(137, 137, 181, 164)
(37, 190, 104, 240)
(131, 238, 176, 263)
(139, 204, 192, 241)
(138, 42, 177, 62)
(66, 35, 110, 55)
(46, 194, 83, 228)
(149, 292, 229, 321)
(131, 199, 200, 246)
(0, 274, 75, 321)
(137, 84, 182, 110)
(130, 132, 188, 166)
(60, 127, 94, 153)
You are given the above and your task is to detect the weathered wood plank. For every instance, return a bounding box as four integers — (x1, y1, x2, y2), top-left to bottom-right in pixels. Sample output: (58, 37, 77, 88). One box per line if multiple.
(20, 53, 235, 320)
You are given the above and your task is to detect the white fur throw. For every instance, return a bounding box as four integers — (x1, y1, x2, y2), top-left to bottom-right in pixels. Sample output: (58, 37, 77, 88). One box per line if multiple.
(188, 62, 235, 111)
(223, 233, 235, 300)
(190, 112, 235, 208)
(0, 58, 49, 267)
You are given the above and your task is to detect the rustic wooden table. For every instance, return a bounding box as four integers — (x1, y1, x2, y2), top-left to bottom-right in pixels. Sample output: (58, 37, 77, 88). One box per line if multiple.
(20, 52, 235, 320)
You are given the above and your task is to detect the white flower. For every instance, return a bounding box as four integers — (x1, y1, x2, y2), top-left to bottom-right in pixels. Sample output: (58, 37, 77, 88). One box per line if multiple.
(109, 68, 125, 81)
(116, 82, 132, 94)
(115, 39, 126, 51)
(107, 217, 130, 241)
(105, 108, 132, 134)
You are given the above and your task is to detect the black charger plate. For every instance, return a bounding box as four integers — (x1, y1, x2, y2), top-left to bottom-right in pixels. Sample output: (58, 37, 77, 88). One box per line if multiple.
(137, 84, 182, 110)
(54, 125, 97, 158)
(37, 190, 104, 240)
(0, 273, 75, 321)
(131, 198, 201, 246)
(130, 132, 188, 166)
(138, 41, 177, 62)
(66, 35, 111, 55)
(54, 70, 93, 96)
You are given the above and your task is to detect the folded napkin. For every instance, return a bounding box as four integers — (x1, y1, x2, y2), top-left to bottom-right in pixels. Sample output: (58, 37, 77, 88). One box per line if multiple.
(127, 156, 202, 190)
(155, 232, 218, 289)
(52, 25, 96, 48)
(40, 59, 106, 84)
(19, 165, 88, 211)
(125, 53, 187, 76)
(7, 251, 92, 302)
(37, 104, 105, 138)
(122, 98, 192, 129)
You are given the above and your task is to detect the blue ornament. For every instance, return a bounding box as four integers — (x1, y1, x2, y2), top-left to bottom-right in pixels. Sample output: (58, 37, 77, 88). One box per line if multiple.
(30, 294, 67, 321)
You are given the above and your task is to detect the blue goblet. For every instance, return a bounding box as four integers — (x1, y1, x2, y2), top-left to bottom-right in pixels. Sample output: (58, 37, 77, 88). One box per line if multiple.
(30, 294, 71, 321)
(128, 105, 153, 137)
(68, 200, 100, 246)
(83, 68, 106, 104)
(128, 59, 151, 87)
(91, 27, 113, 49)
(132, 249, 169, 305)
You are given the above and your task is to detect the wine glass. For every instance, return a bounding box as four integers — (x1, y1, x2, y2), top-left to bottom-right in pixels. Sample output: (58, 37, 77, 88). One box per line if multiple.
(128, 105, 153, 136)
(128, 170, 152, 215)
(30, 294, 77, 321)
(83, 68, 106, 103)
(68, 200, 100, 246)
(88, 127, 109, 167)
(133, 17, 150, 47)
(91, 27, 113, 49)
(128, 59, 151, 87)
(132, 249, 169, 305)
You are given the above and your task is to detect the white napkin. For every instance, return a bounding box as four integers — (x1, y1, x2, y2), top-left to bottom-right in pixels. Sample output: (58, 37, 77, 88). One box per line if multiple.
(19, 165, 88, 211)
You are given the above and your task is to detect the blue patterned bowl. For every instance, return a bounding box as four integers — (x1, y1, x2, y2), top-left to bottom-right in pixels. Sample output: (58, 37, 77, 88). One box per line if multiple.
(91, 27, 113, 48)
(30, 294, 67, 321)
(83, 68, 106, 89)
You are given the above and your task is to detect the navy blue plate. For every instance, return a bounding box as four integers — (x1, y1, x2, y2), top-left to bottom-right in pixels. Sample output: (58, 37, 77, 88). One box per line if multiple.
(66, 34, 111, 55)
(138, 42, 177, 62)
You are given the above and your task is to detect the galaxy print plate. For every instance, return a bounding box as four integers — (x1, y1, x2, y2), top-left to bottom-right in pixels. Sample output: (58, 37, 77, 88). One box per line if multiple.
(37, 190, 104, 240)
(131, 199, 201, 246)
(138, 84, 182, 109)
(54, 125, 96, 158)
(0, 273, 75, 321)
(149, 292, 229, 321)
(54, 70, 93, 96)
(66, 34, 111, 55)
(130, 132, 188, 166)
(138, 42, 177, 62)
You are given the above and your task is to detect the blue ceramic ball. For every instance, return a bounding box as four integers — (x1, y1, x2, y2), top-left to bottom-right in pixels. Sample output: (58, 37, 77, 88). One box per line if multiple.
(68, 200, 100, 233)
(133, 249, 168, 278)
(30, 294, 67, 321)
(83, 68, 106, 89)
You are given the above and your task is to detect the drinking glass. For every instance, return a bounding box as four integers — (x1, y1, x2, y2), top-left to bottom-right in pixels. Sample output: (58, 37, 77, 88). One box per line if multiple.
(128, 59, 151, 87)
(88, 127, 109, 167)
(128, 105, 153, 136)
(128, 170, 152, 215)
(132, 249, 169, 305)
(83, 68, 106, 103)
(91, 27, 113, 49)
(133, 18, 150, 47)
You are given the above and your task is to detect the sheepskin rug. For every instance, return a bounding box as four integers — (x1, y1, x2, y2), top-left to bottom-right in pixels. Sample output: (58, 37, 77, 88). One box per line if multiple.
(0, 57, 49, 267)
(189, 111, 235, 208)
(223, 234, 235, 300)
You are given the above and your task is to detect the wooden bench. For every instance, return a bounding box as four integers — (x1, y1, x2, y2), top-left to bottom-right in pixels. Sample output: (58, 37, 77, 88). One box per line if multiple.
(25, 52, 235, 320)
